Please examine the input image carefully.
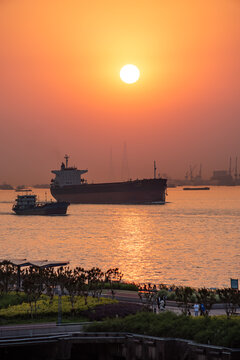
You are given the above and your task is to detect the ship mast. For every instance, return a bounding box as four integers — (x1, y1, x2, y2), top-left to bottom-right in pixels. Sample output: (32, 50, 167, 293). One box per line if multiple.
(64, 154, 69, 168)
(154, 161, 156, 179)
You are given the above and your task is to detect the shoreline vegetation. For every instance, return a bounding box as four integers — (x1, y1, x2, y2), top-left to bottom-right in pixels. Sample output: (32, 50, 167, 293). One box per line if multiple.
(85, 312, 240, 349)
(0, 261, 240, 348)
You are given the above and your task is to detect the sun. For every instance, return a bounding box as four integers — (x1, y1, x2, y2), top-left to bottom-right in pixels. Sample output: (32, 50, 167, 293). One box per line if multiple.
(120, 64, 140, 84)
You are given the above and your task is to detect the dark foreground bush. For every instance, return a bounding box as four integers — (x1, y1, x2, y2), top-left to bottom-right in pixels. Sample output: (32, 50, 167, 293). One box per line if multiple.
(85, 311, 240, 348)
(81, 302, 145, 321)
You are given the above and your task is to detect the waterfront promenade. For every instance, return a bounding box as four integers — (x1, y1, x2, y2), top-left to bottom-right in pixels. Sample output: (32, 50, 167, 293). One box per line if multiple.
(0, 289, 237, 339)
(103, 289, 237, 316)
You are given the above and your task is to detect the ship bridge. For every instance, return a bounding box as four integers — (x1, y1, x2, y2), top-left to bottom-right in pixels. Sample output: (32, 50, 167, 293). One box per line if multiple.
(51, 155, 88, 187)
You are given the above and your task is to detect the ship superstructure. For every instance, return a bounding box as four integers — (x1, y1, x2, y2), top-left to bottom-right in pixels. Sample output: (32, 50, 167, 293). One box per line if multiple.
(50, 155, 167, 204)
(51, 155, 88, 187)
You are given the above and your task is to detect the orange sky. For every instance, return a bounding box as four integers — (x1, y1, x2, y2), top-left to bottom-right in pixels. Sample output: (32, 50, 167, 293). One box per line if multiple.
(0, 0, 240, 185)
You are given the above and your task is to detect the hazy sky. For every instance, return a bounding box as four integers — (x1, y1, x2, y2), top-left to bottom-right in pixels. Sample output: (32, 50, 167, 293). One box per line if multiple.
(0, 0, 239, 185)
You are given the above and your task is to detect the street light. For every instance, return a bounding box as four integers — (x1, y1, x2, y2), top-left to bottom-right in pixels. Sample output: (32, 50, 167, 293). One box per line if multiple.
(57, 285, 62, 325)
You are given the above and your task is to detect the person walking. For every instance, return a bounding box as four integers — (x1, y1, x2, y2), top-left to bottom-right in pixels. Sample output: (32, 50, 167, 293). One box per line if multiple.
(160, 299, 165, 311)
(194, 303, 199, 316)
(200, 303, 205, 316)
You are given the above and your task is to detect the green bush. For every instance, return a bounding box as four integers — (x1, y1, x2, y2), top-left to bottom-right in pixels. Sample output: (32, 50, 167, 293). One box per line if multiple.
(0, 292, 28, 309)
(85, 311, 240, 348)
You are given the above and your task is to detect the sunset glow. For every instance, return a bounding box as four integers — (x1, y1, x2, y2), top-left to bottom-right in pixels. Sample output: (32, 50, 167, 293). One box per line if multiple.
(0, 0, 239, 184)
(120, 65, 140, 84)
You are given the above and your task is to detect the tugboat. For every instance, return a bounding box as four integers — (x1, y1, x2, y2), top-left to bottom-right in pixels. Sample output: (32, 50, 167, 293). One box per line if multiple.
(12, 193, 69, 215)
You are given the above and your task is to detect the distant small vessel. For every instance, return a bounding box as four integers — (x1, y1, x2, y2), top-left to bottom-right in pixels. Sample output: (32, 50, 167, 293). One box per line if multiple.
(32, 184, 50, 189)
(0, 183, 14, 190)
(15, 185, 29, 192)
(12, 194, 69, 215)
(183, 187, 210, 191)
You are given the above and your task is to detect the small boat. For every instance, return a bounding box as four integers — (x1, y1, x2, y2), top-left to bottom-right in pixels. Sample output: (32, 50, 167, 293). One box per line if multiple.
(0, 183, 14, 190)
(12, 193, 69, 215)
(15, 185, 31, 192)
(183, 187, 210, 191)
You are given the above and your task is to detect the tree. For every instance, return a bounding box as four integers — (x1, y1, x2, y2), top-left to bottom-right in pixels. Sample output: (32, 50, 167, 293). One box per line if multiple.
(75, 267, 88, 305)
(22, 267, 44, 318)
(42, 268, 58, 304)
(138, 283, 158, 309)
(175, 286, 195, 315)
(196, 288, 216, 316)
(59, 266, 79, 314)
(105, 268, 123, 299)
(56, 266, 69, 294)
(0, 261, 17, 294)
(87, 267, 104, 300)
(217, 288, 240, 317)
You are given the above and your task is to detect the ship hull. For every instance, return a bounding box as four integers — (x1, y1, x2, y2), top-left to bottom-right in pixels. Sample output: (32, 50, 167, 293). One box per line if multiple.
(50, 179, 167, 204)
(13, 202, 69, 215)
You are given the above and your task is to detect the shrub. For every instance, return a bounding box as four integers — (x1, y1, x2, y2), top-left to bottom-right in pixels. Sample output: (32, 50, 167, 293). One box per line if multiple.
(85, 311, 240, 348)
(80, 302, 145, 321)
(0, 292, 28, 309)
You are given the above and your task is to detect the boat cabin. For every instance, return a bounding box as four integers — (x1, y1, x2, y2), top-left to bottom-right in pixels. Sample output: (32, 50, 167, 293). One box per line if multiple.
(14, 195, 37, 208)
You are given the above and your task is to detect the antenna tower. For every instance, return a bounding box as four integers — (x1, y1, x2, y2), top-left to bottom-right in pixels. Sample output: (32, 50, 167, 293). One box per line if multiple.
(234, 157, 238, 180)
(229, 156, 232, 176)
(109, 147, 115, 181)
(121, 142, 130, 180)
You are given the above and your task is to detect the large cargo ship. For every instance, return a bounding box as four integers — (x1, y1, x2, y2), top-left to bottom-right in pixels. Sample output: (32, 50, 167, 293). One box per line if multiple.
(50, 155, 167, 204)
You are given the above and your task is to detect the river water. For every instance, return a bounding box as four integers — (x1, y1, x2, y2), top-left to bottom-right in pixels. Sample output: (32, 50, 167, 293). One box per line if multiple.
(0, 186, 239, 289)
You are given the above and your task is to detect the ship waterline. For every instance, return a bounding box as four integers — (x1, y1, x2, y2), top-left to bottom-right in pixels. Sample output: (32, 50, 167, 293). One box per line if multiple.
(51, 180, 167, 204)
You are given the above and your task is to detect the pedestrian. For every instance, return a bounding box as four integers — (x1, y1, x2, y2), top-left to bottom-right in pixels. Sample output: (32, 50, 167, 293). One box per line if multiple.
(163, 295, 167, 308)
(200, 303, 205, 316)
(194, 303, 199, 316)
(160, 299, 165, 311)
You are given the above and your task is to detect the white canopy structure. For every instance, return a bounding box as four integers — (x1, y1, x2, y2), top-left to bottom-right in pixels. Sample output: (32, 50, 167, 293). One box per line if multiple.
(0, 258, 70, 289)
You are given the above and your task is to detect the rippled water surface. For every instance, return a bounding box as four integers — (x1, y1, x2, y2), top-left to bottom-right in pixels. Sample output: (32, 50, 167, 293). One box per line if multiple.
(0, 187, 239, 288)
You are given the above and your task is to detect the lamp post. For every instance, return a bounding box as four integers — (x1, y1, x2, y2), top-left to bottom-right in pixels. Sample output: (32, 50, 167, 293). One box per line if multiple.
(57, 285, 62, 325)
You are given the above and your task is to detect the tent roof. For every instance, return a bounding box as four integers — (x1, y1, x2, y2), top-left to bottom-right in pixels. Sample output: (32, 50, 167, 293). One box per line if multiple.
(0, 259, 69, 268)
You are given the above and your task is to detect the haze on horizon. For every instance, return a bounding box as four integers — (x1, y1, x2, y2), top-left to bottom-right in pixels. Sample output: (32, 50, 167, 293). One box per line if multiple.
(0, 0, 239, 186)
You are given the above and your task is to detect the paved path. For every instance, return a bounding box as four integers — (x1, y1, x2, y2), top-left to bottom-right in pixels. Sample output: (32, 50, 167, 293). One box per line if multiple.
(103, 289, 239, 316)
